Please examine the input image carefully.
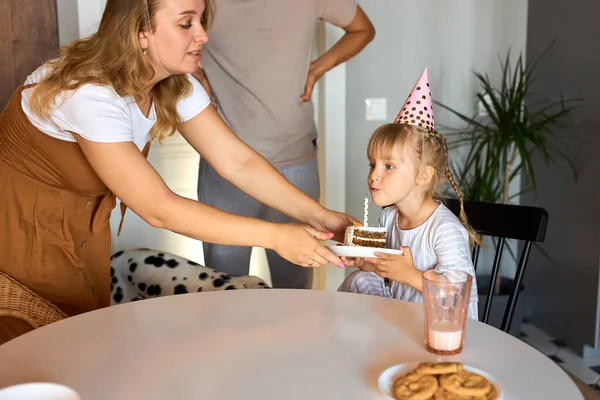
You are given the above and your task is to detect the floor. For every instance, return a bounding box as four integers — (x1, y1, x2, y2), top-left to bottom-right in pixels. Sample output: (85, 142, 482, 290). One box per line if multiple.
(521, 322, 600, 393)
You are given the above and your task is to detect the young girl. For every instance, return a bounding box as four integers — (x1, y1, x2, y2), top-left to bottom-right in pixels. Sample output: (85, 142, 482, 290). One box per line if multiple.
(338, 68, 480, 319)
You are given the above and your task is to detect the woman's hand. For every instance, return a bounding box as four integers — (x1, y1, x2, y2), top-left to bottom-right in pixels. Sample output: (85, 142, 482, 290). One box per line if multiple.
(271, 224, 345, 269)
(307, 208, 360, 244)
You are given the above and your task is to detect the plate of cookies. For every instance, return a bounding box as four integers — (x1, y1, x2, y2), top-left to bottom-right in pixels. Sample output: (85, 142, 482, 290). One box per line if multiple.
(378, 361, 503, 400)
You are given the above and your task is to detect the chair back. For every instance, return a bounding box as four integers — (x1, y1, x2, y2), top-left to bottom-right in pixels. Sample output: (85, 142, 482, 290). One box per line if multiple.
(0, 272, 67, 333)
(444, 197, 549, 333)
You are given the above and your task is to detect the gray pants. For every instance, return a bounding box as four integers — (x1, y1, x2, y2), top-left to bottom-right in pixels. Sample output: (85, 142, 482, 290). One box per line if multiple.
(197, 158, 320, 289)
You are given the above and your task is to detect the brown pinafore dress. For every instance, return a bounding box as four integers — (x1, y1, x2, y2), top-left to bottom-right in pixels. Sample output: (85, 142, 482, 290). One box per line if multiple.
(0, 84, 148, 341)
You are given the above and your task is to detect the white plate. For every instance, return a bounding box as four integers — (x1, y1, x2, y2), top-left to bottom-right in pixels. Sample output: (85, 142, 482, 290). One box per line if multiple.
(378, 362, 504, 399)
(327, 245, 403, 258)
(0, 383, 80, 400)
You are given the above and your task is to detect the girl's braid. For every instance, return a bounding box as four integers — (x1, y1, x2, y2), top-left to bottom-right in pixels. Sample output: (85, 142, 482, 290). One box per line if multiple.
(423, 130, 483, 247)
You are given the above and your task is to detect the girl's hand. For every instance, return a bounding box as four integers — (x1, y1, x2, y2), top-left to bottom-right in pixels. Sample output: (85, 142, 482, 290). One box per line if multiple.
(340, 256, 364, 268)
(271, 224, 344, 269)
(340, 256, 376, 273)
(367, 246, 423, 290)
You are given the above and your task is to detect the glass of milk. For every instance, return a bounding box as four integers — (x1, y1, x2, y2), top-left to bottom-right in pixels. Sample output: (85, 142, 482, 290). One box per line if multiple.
(422, 270, 473, 355)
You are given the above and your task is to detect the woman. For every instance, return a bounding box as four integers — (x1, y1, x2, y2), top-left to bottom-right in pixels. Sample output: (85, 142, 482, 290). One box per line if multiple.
(0, 0, 354, 341)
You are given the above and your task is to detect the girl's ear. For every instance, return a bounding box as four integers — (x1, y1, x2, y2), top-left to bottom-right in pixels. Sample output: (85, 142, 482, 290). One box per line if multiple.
(416, 165, 435, 186)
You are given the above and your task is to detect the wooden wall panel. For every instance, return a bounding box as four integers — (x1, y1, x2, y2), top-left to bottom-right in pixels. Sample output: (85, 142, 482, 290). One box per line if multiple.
(0, 0, 58, 110)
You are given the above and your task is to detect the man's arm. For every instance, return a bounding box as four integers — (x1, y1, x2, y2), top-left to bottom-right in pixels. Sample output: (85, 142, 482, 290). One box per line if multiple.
(300, 5, 375, 102)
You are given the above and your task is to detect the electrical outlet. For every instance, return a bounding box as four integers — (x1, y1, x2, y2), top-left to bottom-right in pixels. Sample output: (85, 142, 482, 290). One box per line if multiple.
(365, 98, 387, 121)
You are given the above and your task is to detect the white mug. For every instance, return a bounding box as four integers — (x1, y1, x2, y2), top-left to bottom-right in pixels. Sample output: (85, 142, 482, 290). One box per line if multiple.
(0, 383, 80, 400)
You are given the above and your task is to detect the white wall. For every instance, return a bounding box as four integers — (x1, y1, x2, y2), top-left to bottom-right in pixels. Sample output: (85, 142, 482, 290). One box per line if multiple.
(319, 23, 349, 290)
(56, 0, 107, 46)
(55, 0, 78, 46)
(336, 0, 528, 286)
(76, 0, 107, 38)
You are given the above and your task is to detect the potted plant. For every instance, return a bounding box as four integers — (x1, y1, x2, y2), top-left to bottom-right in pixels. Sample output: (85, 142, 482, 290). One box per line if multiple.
(434, 43, 582, 334)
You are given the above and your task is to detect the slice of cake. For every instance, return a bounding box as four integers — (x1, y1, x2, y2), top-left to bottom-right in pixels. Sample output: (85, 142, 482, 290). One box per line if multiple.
(344, 225, 387, 248)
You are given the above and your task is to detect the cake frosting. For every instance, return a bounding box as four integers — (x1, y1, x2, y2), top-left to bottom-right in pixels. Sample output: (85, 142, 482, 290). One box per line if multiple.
(344, 226, 387, 248)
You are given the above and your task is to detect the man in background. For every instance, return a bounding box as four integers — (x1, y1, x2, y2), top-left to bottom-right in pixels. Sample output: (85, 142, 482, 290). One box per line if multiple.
(194, 0, 375, 289)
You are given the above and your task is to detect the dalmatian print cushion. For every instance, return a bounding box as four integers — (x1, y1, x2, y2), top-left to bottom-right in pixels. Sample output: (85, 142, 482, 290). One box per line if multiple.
(110, 248, 270, 305)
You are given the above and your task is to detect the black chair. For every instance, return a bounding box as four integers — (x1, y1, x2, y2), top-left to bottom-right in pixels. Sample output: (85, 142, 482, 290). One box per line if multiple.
(444, 198, 549, 333)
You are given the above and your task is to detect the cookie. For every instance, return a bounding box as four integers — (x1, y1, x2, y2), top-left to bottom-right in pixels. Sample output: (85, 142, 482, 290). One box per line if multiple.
(439, 370, 492, 397)
(416, 362, 463, 375)
(434, 386, 487, 400)
(485, 384, 498, 400)
(394, 372, 439, 400)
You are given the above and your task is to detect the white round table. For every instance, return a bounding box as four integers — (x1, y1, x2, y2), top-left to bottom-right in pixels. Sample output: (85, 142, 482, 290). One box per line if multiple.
(0, 290, 582, 399)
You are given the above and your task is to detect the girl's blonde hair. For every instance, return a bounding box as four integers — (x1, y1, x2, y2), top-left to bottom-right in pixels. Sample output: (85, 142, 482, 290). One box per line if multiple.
(367, 123, 483, 247)
(29, 0, 215, 142)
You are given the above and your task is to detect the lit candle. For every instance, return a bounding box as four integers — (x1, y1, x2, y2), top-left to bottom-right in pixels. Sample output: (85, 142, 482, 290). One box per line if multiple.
(363, 194, 369, 227)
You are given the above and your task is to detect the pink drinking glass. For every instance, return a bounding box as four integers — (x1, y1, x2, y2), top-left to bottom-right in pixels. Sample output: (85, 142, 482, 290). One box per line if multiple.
(422, 270, 473, 355)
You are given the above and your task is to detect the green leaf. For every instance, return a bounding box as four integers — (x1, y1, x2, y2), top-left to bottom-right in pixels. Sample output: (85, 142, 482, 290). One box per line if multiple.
(434, 43, 583, 205)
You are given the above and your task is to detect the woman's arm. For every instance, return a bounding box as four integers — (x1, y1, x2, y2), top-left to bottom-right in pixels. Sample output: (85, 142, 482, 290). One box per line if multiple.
(73, 134, 344, 268)
(178, 105, 356, 240)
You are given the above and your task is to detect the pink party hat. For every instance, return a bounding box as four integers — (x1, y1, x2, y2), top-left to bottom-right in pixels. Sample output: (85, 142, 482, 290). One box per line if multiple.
(393, 67, 435, 131)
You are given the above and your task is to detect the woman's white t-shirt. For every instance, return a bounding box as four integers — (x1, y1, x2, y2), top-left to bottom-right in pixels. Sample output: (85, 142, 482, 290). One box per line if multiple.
(20, 65, 211, 151)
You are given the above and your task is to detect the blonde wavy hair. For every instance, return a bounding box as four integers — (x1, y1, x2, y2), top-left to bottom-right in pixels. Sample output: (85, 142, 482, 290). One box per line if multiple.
(29, 0, 215, 142)
(367, 123, 483, 247)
